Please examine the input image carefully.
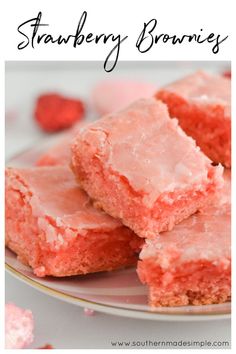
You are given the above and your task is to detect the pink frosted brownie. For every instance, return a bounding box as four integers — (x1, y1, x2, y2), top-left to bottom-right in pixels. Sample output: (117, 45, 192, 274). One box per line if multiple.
(156, 71, 231, 167)
(5, 166, 142, 277)
(71, 98, 223, 238)
(5, 303, 34, 349)
(137, 172, 231, 307)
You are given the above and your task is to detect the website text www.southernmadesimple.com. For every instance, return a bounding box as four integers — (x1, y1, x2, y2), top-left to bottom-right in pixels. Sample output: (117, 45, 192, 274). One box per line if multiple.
(110, 339, 230, 349)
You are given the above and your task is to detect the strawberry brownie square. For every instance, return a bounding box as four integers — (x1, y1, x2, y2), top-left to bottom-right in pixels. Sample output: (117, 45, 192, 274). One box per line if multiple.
(156, 71, 231, 167)
(71, 98, 223, 238)
(5, 166, 141, 277)
(137, 171, 231, 307)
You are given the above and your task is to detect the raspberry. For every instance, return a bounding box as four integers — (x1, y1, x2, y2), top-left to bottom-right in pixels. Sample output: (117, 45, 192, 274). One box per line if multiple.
(35, 93, 85, 132)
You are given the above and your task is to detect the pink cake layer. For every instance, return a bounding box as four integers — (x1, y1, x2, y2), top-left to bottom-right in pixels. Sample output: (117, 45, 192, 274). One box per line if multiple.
(5, 303, 34, 349)
(71, 98, 223, 238)
(5, 166, 142, 277)
(156, 71, 231, 167)
(137, 172, 231, 307)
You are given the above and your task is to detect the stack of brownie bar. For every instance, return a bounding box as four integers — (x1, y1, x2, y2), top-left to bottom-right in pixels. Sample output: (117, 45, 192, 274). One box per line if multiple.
(5, 71, 231, 307)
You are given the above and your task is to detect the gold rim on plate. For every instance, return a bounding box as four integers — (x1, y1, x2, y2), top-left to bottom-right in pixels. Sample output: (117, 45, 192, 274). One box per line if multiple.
(5, 261, 231, 320)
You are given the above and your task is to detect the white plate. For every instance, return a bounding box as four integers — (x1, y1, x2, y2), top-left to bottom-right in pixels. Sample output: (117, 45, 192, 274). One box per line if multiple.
(5, 141, 231, 321)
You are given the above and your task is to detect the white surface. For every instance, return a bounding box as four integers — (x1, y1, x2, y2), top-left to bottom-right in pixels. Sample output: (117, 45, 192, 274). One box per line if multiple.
(5, 62, 231, 349)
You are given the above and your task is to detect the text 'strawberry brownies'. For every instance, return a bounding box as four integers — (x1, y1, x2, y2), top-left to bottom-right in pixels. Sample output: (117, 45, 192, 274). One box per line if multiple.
(137, 172, 231, 307)
(5, 166, 142, 277)
(156, 71, 231, 167)
(71, 98, 223, 238)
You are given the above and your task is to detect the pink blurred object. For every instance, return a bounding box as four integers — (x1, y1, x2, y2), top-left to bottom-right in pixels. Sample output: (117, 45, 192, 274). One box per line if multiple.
(91, 80, 156, 116)
(5, 110, 18, 125)
(5, 303, 34, 349)
(38, 344, 54, 349)
(36, 135, 72, 167)
(34, 93, 85, 133)
(36, 122, 86, 167)
(222, 70, 231, 79)
(84, 308, 95, 316)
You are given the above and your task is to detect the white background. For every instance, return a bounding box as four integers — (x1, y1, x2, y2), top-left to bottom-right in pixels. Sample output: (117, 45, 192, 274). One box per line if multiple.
(5, 61, 231, 349)
(5, 61, 230, 159)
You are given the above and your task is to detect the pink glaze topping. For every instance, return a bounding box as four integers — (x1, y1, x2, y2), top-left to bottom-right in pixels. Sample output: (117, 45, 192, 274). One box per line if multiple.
(7, 166, 122, 239)
(76, 98, 223, 207)
(140, 172, 231, 266)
